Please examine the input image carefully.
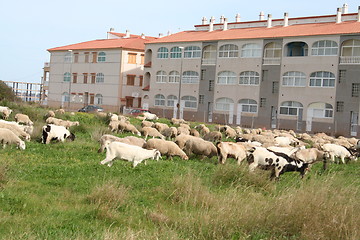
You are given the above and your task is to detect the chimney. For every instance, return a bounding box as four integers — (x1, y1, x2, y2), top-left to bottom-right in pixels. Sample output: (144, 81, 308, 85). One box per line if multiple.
(259, 11, 265, 20)
(220, 15, 225, 23)
(358, 6, 360, 22)
(167, 31, 171, 36)
(124, 29, 130, 38)
(342, 3, 349, 14)
(336, 7, 342, 23)
(267, 14, 272, 28)
(109, 27, 114, 32)
(209, 16, 215, 32)
(235, 13, 241, 22)
(223, 18, 228, 31)
(202, 16, 208, 25)
(158, 33, 163, 38)
(141, 33, 145, 39)
(284, 12, 289, 27)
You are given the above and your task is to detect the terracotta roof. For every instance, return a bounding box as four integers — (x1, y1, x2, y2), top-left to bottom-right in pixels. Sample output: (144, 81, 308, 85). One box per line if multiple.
(147, 20, 360, 44)
(108, 32, 157, 40)
(48, 36, 154, 52)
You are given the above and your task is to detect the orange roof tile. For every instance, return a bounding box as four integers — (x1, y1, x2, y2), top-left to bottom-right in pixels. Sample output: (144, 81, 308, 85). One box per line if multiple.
(48, 36, 154, 52)
(147, 20, 360, 44)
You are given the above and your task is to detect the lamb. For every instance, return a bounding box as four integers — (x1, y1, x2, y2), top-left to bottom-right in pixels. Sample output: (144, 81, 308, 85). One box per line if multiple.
(141, 127, 165, 140)
(143, 112, 159, 121)
(162, 127, 178, 140)
(223, 125, 237, 139)
(98, 135, 146, 153)
(141, 120, 154, 128)
(0, 128, 26, 150)
(0, 106, 12, 120)
(118, 121, 141, 136)
(144, 138, 188, 160)
(174, 134, 199, 150)
(321, 143, 357, 164)
(153, 122, 169, 133)
(184, 138, 217, 159)
(190, 128, 200, 137)
(100, 141, 161, 167)
(195, 124, 210, 136)
(14, 113, 33, 126)
(203, 131, 222, 142)
(41, 124, 75, 144)
(0, 122, 30, 141)
(216, 141, 247, 165)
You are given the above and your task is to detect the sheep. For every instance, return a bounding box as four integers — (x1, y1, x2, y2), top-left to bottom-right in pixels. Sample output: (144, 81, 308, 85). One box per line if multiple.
(0, 106, 12, 120)
(96, 111, 107, 118)
(179, 123, 191, 130)
(190, 128, 200, 137)
(141, 127, 165, 140)
(184, 138, 217, 159)
(274, 136, 297, 147)
(143, 112, 159, 120)
(144, 138, 188, 160)
(109, 114, 119, 121)
(13, 113, 33, 126)
(46, 117, 63, 125)
(321, 143, 357, 164)
(294, 148, 329, 165)
(153, 122, 169, 133)
(0, 128, 26, 150)
(0, 122, 30, 141)
(0, 120, 33, 135)
(203, 131, 222, 142)
(216, 141, 247, 165)
(55, 108, 65, 114)
(100, 141, 161, 167)
(266, 146, 304, 157)
(118, 121, 141, 136)
(223, 125, 237, 139)
(235, 126, 243, 136)
(108, 120, 120, 132)
(177, 126, 190, 135)
(41, 124, 75, 144)
(45, 110, 56, 118)
(141, 120, 154, 128)
(248, 147, 309, 180)
(171, 118, 187, 125)
(98, 135, 146, 153)
(45, 117, 79, 129)
(195, 124, 210, 136)
(136, 116, 146, 121)
(174, 134, 199, 150)
(162, 127, 178, 140)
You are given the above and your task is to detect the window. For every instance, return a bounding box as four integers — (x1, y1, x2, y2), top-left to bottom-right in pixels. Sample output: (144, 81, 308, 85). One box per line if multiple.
(72, 73, 78, 83)
(282, 71, 306, 87)
(96, 73, 104, 83)
(92, 52, 98, 63)
(312, 40, 338, 56)
(339, 70, 346, 83)
(219, 44, 238, 58)
(95, 94, 103, 105)
(341, 39, 360, 57)
(167, 95, 177, 107)
(260, 98, 266, 107)
(184, 46, 201, 58)
(201, 69, 206, 80)
(63, 72, 71, 82)
(309, 102, 333, 118)
(352, 83, 360, 97)
(154, 94, 165, 106)
(336, 101, 344, 112)
(262, 70, 268, 82)
(181, 96, 197, 109)
(182, 71, 199, 84)
(83, 73, 88, 84)
(239, 71, 260, 85)
(128, 53, 137, 64)
(309, 71, 335, 87)
(74, 53, 79, 63)
(239, 99, 258, 113)
(97, 52, 106, 62)
(241, 43, 261, 58)
(272, 81, 279, 93)
(64, 52, 72, 62)
(170, 47, 182, 58)
(157, 47, 169, 58)
(156, 71, 167, 83)
(279, 101, 303, 116)
(209, 80, 214, 91)
(62, 92, 70, 102)
(84, 52, 89, 63)
(141, 54, 144, 64)
(199, 95, 204, 104)
(168, 71, 180, 83)
(127, 75, 135, 86)
(286, 42, 308, 56)
(91, 73, 96, 84)
(202, 45, 217, 64)
(139, 76, 143, 86)
(217, 71, 237, 85)
(264, 42, 282, 58)
(215, 97, 234, 111)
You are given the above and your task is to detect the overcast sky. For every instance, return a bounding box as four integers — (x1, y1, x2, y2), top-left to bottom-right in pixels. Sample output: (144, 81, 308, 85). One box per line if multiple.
(0, 0, 359, 84)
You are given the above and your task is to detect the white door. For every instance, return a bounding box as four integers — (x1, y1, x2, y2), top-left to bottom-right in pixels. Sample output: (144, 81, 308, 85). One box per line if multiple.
(306, 108, 313, 132)
(236, 104, 242, 125)
(350, 111, 358, 136)
(228, 103, 234, 124)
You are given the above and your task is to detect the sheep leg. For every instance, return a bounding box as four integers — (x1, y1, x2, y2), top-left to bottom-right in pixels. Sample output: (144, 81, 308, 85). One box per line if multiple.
(101, 156, 114, 166)
(341, 156, 345, 164)
(249, 162, 258, 172)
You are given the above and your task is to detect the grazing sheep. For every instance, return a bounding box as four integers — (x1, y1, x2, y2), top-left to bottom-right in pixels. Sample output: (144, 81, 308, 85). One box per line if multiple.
(46, 117, 79, 129)
(0, 120, 33, 135)
(177, 126, 190, 135)
(145, 138, 188, 160)
(179, 123, 191, 130)
(100, 141, 161, 167)
(162, 127, 178, 140)
(0, 106, 12, 120)
(96, 112, 107, 118)
(0, 122, 30, 141)
(108, 120, 120, 132)
(98, 135, 146, 153)
(0, 128, 26, 150)
(41, 124, 75, 144)
(223, 125, 237, 139)
(141, 127, 165, 140)
(45, 110, 56, 118)
(184, 138, 217, 159)
(171, 118, 187, 125)
(109, 114, 119, 121)
(203, 131, 222, 142)
(195, 124, 210, 136)
(274, 136, 297, 147)
(153, 122, 169, 133)
(321, 143, 357, 164)
(118, 121, 141, 136)
(190, 128, 200, 137)
(55, 109, 65, 114)
(141, 120, 154, 128)
(174, 134, 199, 150)
(216, 141, 247, 165)
(294, 148, 329, 165)
(143, 112, 159, 121)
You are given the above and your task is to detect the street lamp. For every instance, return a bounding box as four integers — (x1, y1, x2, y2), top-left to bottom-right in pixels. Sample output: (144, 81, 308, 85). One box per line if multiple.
(177, 46, 184, 119)
(68, 49, 73, 108)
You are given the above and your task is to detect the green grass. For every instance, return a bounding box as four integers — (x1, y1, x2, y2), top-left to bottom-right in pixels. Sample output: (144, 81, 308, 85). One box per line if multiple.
(0, 102, 359, 239)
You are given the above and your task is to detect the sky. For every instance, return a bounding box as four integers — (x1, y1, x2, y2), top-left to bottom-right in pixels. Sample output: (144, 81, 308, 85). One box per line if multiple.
(0, 0, 359, 84)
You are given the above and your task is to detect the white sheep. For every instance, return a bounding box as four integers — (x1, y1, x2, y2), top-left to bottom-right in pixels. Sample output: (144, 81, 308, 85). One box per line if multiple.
(100, 141, 161, 167)
(294, 148, 329, 164)
(143, 112, 159, 121)
(98, 135, 146, 153)
(0, 120, 33, 135)
(55, 109, 65, 114)
(118, 121, 141, 136)
(153, 122, 169, 133)
(14, 113, 33, 126)
(141, 120, 154, 128)
(216, 141, 247, 165)
(190, 128, 200, 137)
(177, 126, 190, 135)
(45, 110, 55, 118)
(0, 106, 12, 120)
(141, 127, 165, 140)
(223, 126, 237, 139)
(171, 118, 187, 125)
(0, 121, 30, 141)
(195, 124, 210, 136)
(162, 127, 178, 140)
(321, 143, 357, 164)
(184, 137, 217, 159)
(145, 138, 188, 160)
(203, 131, 222, 142)
(0, 128, 26, 150)
(174, 134, 199, 150)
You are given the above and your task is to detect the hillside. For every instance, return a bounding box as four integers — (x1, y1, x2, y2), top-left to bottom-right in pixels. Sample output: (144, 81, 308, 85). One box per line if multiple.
(0, 103, 359, 240)
(0, 80, 20, 102)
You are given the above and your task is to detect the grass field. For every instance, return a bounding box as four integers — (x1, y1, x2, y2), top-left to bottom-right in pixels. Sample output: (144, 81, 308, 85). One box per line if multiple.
(0, 102, 359, 240)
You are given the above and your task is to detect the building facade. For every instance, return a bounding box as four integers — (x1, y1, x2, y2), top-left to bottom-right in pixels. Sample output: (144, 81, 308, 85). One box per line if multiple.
(46, 31, 155, 112)
(143, 6, 360, 137)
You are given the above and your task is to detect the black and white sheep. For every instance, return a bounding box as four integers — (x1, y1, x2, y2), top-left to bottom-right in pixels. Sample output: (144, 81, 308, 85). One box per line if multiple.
(41, 124, 75, 144)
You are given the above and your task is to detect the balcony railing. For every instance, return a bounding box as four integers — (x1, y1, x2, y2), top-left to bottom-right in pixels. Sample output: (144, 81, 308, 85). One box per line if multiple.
(340, 56, 360, 64)
(201, 58, 216, 65)
(263, 57, 281, 65)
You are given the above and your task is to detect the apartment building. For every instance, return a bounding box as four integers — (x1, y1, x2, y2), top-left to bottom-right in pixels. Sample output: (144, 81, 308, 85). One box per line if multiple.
(143, 5, 360, 137)
(46, 31, 155, 112)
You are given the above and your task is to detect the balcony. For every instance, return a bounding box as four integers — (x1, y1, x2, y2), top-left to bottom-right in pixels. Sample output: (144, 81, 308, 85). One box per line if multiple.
(144, 61, 152, 67)
(201, 59, 216, 65)
(340, 56, 360, 64)
(263, 57, 281, 65)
